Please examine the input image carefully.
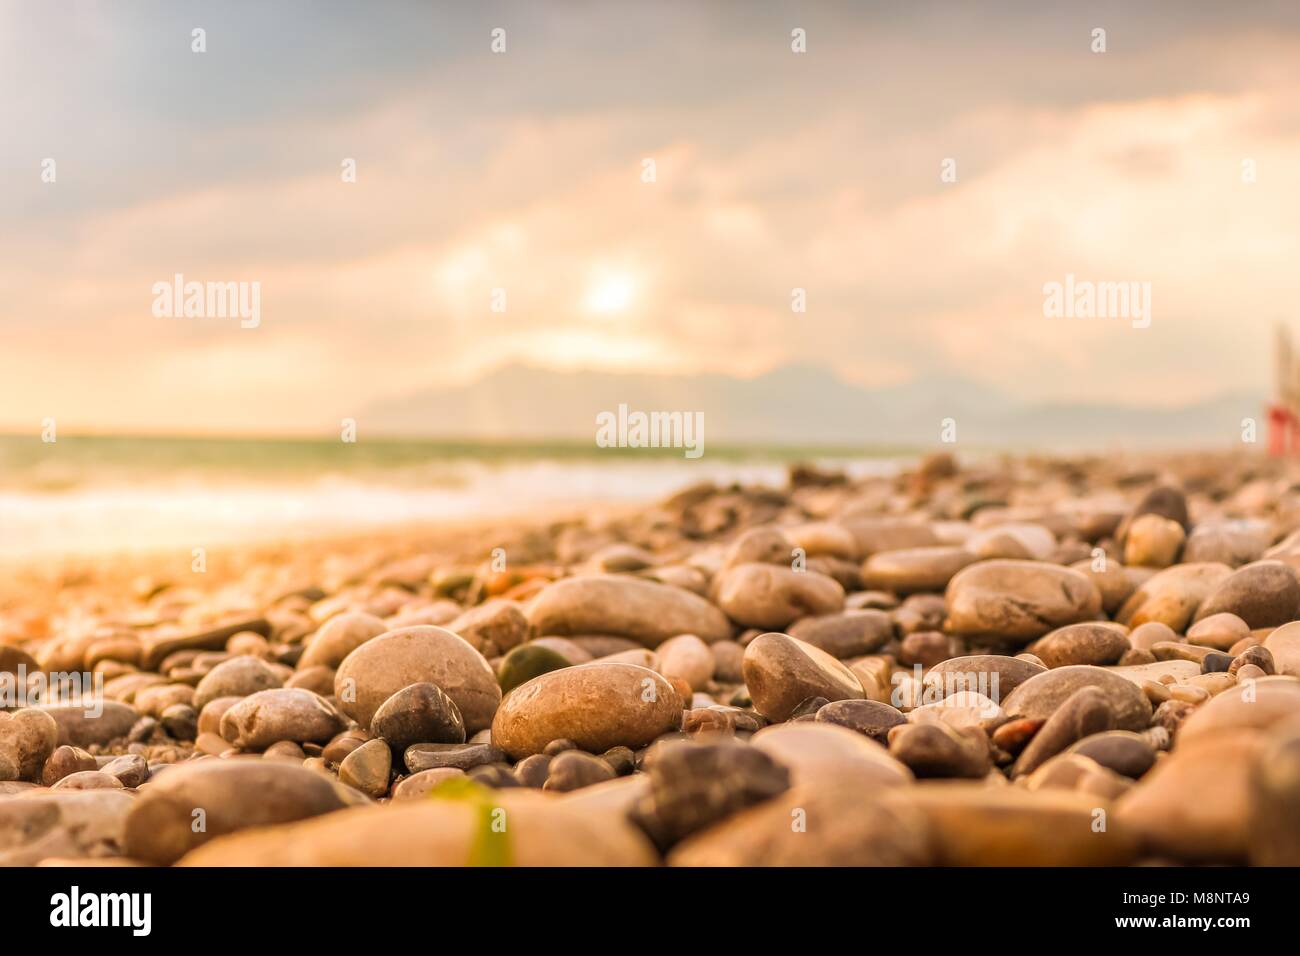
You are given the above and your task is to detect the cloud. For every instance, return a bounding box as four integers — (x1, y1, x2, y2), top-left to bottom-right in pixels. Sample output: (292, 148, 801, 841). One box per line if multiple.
(3, 1, 1300, 432)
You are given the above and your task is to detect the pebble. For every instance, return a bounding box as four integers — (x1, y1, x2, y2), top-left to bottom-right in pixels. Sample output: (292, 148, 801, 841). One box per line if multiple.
(37, 702, 139, 748)
(1178, 675, 1300, 743)
(160, 703, 198, 740)
(898, 631, 960, 669)
(1193, 560, 1300, 629)
(903, 785, 1137, 865)
(1249, 720, 1300, 865)
(1186, 612, 1250, 651)
(668, 781, 930, 866)
(1002, 665, 1152, 731)
(742, 632, 865, 721)
(750, 722, 912, 790)
(447, 600, 529, 657)
(333, 625, 501, 733)
(0, 709, 60, 782)
(1123, 514, 1185, 568)
(1115, 730, 1264, 863)
(887, 722, 990, 778)
(527, 574, 732, 646)
(924, 655, 1047, 700)
(40, 745, 98, 786)
(179, 789, 658, 866)
(656, 634, 715, 691)
(787, 609, 892, 658)
(122, 760, 351, 864)
(1028, 623, 1130, 668)
(404, 742, 507, 773)
(1066, 730, 1156, 778)
(1229, 644, 1274, 675)
(710, 640, 745, 682)
(630, 740, 790, 849)
(193, 655, 284, 710)
(814, 699, 907, 744)
(338, 738, 392, 797)
(715, 563, 844, 630)
(860, 546, 978, 594)
(945, 560, 1102, 641)
(543, 751, 616, 792)
(491, 663, 682, 759)
(1011, 686, 1114, 777)
(391, 767, 464, 799)
(497, 643, 573, 693)
(219, 688, 347, 750)
(1262, 621, 1300, 677)
(51, 770, 124, 791)
(298, 611, 388, 670)
(1117, 562, 1232, 632)
(370, 682, 466, 752)
(1023, 753, 1132, 799)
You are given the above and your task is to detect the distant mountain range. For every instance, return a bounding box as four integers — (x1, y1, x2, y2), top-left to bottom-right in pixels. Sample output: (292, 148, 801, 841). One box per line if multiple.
(361, 362, 1266, 449)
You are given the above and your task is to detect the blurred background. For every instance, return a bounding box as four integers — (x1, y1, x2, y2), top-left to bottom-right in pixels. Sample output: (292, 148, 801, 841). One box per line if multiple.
(3, 0, 1299, 556)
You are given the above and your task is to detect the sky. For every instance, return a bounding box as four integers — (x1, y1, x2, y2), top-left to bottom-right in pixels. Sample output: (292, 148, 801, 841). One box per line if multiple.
(3, 0, 1300, 435)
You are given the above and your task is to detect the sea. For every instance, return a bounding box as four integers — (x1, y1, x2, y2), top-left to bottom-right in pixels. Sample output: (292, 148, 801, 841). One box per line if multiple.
(0, 433, 907, 559)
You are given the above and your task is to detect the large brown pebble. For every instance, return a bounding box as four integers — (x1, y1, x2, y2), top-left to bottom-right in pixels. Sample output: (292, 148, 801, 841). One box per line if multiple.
(178, 790, 657, 866)
(669, 782, 930, 866)
(371, 682, 465, 752)
(334, 625, 500, 732)
(0, 708, 60, 781)
(1249, 718, 1300, 865)
(944, 560, 1101, 642)
(219, 688, 347, 750)
(123, 760, 351, 864)
(1193, 560, 1300, 629)
(1177, 675, 1300, 744)
(742, 632, 864, 722)
(1029, 623, 1130, 668)
(1263, 621, 1300, 677)
(1002, 665, 1152, 731)
(491, 663, 682, 759)
(1115, 730, 1264, 863)
(715, 564, 844, 630)
(899, 783, 1137, 865)
(298, 612, 388, 670)
(527, 575, 732, 646)
(193, 655, 283, 710)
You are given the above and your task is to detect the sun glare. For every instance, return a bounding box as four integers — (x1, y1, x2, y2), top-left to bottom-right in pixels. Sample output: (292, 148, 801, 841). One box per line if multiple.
(584, 272, 635, 315)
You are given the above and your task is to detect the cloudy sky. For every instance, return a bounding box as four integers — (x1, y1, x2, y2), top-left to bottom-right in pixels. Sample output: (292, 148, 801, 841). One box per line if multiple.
(3, 0, 1300, 435)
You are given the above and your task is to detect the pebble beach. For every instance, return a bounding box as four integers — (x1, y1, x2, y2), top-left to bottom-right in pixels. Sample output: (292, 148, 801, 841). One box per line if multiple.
(3, 450, 1300, 867)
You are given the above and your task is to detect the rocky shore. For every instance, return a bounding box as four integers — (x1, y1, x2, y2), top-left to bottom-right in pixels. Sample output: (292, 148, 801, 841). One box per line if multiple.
(4, 451, 1300, 866)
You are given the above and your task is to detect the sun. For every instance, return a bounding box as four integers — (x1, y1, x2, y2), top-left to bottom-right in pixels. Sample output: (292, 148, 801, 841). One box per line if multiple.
(584, 272, 636, 315)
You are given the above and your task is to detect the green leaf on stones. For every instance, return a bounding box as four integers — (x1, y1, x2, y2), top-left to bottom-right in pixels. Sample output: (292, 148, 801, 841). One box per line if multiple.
(427, 776, 512, 867)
